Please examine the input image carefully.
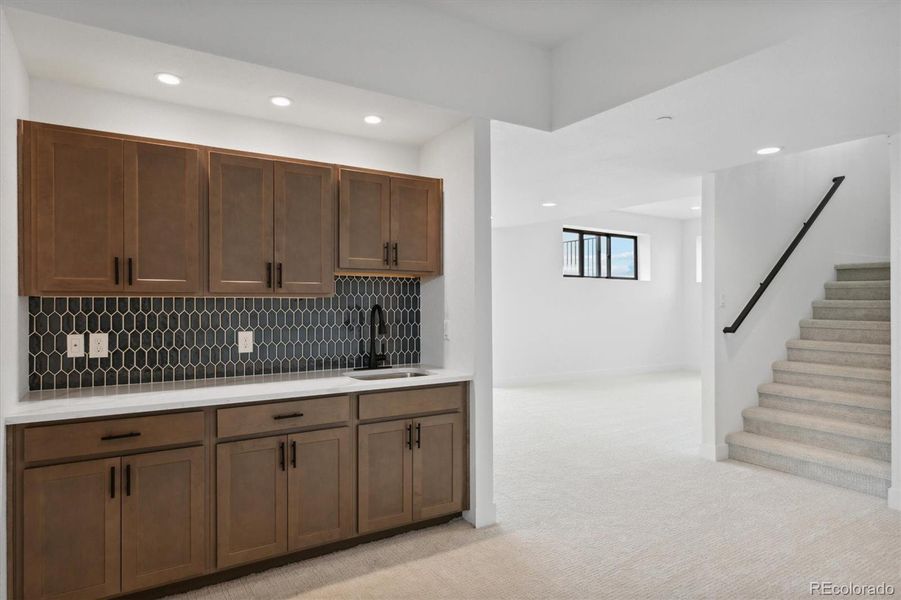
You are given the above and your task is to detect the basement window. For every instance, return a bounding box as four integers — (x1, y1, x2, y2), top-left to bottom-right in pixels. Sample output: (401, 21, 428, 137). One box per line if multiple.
(562, 228, 638, 279)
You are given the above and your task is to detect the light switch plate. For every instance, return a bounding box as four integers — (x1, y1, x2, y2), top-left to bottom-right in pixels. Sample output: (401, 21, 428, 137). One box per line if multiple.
(238, 331, 254, 354)
(66, 334, 85, 358)
(88, 333, 108, 358)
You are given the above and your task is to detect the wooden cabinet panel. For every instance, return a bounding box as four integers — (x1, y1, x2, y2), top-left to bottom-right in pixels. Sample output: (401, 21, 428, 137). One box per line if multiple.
(275, 161, 335, 295)
(413, 413, 464, 521)
(32, 126, 124, 293)
(121, 447, 206, 592)
(359, 384, 464, 421)
(217, 395, 350, 439)
(23, 411, 205, 464)
(338, 170, 390, 271)
(23, 458, 121, 600)
(124, 141, 201, 294)
(287, 427, 354, 551)
(209, 153, 274, 294)
(216, 436, 287, 568)
(358, 419, 412, 534)
(390, 177, 441, 273)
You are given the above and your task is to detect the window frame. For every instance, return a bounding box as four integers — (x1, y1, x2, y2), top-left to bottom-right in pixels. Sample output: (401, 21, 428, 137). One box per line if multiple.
(562, 228, 639, 280)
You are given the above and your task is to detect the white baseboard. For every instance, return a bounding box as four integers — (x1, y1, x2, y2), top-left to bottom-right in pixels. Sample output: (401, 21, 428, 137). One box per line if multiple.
(494, 363, 697, 388)
(699, 442, 729, 461)
(888, 486, 901, 511)
(463, 502, 497, 528)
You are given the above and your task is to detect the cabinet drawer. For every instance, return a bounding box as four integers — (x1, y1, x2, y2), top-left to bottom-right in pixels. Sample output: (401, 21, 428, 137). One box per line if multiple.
(359, 384, 464, 421)
(217, 395, 350, 438)
(23, 411, 204, 463)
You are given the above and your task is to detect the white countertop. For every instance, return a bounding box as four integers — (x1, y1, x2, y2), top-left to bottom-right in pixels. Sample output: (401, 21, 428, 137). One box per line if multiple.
(7, 365, 472, 425)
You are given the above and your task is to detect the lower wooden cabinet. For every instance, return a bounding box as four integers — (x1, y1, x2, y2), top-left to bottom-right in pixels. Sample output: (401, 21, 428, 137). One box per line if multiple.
(216, 427, 353, 568)
(22, 447, 206, 599)
(23, 458, 121, 600)
(358, 413, 464, 534)
(121, 447, 206, 592)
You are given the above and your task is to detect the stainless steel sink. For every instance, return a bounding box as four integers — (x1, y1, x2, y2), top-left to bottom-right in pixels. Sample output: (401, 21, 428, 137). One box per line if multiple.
(345, 368, 431, 381)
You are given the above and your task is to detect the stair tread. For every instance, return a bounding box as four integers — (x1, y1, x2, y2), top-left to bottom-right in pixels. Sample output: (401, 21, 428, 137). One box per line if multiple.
(785, 339, 890, 355)
(725, 431, 890, 479)
(772, 360, 890, 381)
(811, 299, 890, 308)
(800, 318, 890, 330)
(825, 280, 890, 288)
(742, 406, 890, 442)
(758, 382, 891, 411)
(834, 262, 890, 270)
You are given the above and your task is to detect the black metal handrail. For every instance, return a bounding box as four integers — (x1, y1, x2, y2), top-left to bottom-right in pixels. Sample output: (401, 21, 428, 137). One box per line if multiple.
(723, 176, 845, 334)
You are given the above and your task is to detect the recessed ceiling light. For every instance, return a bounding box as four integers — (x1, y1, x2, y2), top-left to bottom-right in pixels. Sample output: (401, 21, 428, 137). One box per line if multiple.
(756, 146, 782, 155)
(155, 72, 181, 86)
(364, 115, 383, 125)
(541, 202, 557, 207)
(270, 96, 292, 107)
(656, 115, 673, 121)
(690, 206, 701, 211)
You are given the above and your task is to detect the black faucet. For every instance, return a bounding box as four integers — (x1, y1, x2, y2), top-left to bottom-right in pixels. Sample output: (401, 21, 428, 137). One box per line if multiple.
(365, 304, 388, 369)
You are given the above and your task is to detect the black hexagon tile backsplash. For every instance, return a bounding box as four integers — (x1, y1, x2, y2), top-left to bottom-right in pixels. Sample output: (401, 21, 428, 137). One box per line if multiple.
(28, 276, 421, 391)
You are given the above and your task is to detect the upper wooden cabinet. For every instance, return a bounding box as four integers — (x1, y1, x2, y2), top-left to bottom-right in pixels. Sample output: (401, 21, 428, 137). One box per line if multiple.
(338, 169, 441, 275)
(209, 152, 335, 296)
(20, 122, 202, 296)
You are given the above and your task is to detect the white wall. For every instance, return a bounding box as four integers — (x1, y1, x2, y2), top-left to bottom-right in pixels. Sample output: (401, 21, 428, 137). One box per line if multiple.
(420, 119, 496, 527)
(0, 8, 30, 599)
(492, 210, 694, 385)
(702, 136, 891, 457)
(29, 79, 420, 174)
(889, 132, 900, 511)
(681, 219, 703, 370)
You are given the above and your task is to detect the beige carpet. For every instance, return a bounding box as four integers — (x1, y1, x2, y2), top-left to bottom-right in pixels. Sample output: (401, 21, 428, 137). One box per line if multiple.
(171, 371, 901, 600)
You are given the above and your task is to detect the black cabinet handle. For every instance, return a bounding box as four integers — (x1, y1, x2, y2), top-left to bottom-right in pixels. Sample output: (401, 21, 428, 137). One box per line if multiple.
(273, 412, 303, 421)
(266, 262, 273, 288)
(383, 242, 389, 265)
(101, 431, 141, 441)
(125, 464, 131, 496)
(291, 440, 297, 468)
(127, 258, 133, 286)
(114, 257, 120, 285)
(109, 466, 116, 499)
(277, 262, 283, 288)
(415, 423, 421, 448)
(279, 441, 286, 471)
(392, 243, 399, 266)
(406, 423, 412, 450)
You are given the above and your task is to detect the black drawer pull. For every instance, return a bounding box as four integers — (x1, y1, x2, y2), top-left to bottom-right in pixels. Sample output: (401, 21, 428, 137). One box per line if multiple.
(114, 257, 120, 285)
(125, 464, 132, 496)
(279, 441, 286, 471)
(406, 423, 412, 449)
(383, 242, 389, 265)
(392, 242, 399, 265)
(291, 440, 297, 468)
(109, 466, 116, 499)
(101, 432, 141, 441)
(277, 262, 283, 288)
(273, 412, 304, 421)
(415, 423, 421, 448)
(266, 262, 273, 288)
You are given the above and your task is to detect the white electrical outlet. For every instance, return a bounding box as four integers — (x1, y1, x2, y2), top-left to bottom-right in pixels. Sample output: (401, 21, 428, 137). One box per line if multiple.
(66, 334, 85, 358)
(88, 333, 109, 358)
(238, 331, 254, 354)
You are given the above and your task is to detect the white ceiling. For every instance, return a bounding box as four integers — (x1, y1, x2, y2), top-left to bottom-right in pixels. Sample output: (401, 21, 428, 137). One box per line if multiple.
(1, 0, 884, 130)
(4, 9, 466, 146)
(491, 1, 900, 228)
(619, 197, 702, 221)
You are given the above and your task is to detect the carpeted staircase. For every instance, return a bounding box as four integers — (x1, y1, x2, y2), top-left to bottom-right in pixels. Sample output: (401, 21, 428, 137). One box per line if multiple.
(726, 262, 891, 497)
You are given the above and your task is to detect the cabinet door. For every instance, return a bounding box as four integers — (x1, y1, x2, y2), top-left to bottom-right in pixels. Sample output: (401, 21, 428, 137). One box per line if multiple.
(413, 413, 464, 521)
(287, 427, 353, 551)
(121, 447, 205, 592)
(217, 436, 287, 568)
(32, 126, 124, 293)
(274, 161, 335, 295)
(23, 458, 121, 600)
(338, 169, 390, 271)
(209, 152, 274, 294)
(124, 141, 201, 294)
(358, 419, 412, 534)
(389, 177, 441, 273)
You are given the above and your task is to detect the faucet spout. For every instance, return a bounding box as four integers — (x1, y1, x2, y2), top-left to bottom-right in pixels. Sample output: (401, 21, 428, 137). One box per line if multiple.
(367, 304, 387, 369)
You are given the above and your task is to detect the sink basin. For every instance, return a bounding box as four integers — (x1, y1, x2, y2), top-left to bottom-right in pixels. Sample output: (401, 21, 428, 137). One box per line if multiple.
(345, 368, 431, 381)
